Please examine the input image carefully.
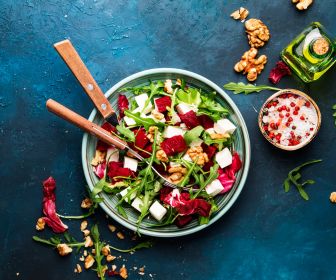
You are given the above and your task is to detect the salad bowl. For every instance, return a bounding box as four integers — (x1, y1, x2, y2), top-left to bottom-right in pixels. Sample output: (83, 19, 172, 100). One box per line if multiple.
(82, 68, 250, 237)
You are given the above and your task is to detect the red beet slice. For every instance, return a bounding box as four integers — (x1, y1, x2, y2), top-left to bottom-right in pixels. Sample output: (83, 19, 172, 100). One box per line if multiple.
(107, 161, 134, 181)
(155, 96, 172, 113)
(134, 128, 149, 149)
(179, 110, 200, 129)
(41, 177, 68, 233)
(201, 143, 217, 160)
(160, 135, 187, 156)
(118, 94, 129, 118)
(269, 61, 291, 84)
(198, 115, 214, 129)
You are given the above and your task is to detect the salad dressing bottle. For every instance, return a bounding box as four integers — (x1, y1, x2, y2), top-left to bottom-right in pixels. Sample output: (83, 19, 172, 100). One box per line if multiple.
(281, 22, 336, 83)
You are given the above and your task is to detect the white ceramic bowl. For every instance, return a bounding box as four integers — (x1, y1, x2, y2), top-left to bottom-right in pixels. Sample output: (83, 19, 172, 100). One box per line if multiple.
(82, 68, 251, 237)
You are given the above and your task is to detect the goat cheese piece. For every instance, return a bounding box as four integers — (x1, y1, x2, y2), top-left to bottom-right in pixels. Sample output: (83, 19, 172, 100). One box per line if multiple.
(149, 201, 167, 221)
(106, 147, 119, 162)
(118, 187, 137, 203)
(123, 156, 138, 172)
(131, 197, 144, 212)
(176, 102, 197, 115)
(124, 116, 136, 126)
(190, 138, 203, 147)
(163, 126, 185, 138)
(206, 128, 215, 135)
(182, 153, 192, 162)
(134, 93, 153, 114)
(215, 148, 233, 168)
(214, 119, 236, 135)
(205, 179, 225, 197)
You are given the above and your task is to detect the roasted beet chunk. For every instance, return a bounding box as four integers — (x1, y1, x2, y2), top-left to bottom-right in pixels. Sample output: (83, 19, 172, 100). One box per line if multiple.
(160, 135, 187, 156)
(155, 96, 172, 113)
(134, 128, 149, 149)
(179, 110, 200, 129)
(107, 161, 134, 181)
(198, 115, 214, 129)
(118, 94, 129, 118)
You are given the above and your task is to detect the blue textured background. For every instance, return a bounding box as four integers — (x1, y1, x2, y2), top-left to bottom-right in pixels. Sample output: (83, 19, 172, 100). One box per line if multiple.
(1, 0, 336, 279)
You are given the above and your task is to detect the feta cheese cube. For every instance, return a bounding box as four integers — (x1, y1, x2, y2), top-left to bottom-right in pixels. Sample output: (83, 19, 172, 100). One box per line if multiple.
(118, 187, 137, 203)
(124, 116, 136, 126)
(134, 93, 153, 114)
(163, 126, 185, 138)
(206, 128, 215, 135)
(131, 197, 144, 212)
(149, 201, 167, 221)
(123, 156, 138, 172)
(182, 153, 192, 162)
(205, 179, 224, 197)
(176, 103, 193, 115)
(190, 138, 203, 147)
(214, 119, 236, 135)
(106, 147, 119, 162)
(215, 148, 233, 168)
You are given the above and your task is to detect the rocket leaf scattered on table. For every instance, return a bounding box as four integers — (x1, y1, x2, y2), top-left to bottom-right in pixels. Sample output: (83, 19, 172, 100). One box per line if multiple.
(223, 82, 281, 95)
(283, 159, 322, 200)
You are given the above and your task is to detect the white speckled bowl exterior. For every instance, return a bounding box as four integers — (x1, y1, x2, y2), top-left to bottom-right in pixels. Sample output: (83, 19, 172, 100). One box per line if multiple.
(82, 68, 250, 237)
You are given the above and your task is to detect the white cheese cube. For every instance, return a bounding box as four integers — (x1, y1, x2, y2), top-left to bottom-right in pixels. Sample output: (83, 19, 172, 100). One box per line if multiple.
(149, 201, 167, 221)
(214, 119, 236, 135)
(134, 93, 153, 114)
(124, 116, 136, 126)
(176, 103, 193, 115)
(123, 156, 138, 172)
(106, 147, 119, 162)
(182, 153, 192, 162)
(206, 128, 215, 135)
(170, 113, 181, 124)
(119, 187, 137, 203)
(215, 148, 233, 168)
(163, 126, 185, 138)
(205, 179, 224, 197)
(131, 197, 144, 212)
(190, 138, 203, 147)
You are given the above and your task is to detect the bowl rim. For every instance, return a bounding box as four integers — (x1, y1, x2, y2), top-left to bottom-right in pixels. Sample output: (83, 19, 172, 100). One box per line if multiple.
(258, 89, 321, 151)
(82, 68, 251, 237)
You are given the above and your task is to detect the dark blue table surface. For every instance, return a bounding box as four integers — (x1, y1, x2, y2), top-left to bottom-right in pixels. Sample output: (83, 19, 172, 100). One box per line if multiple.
(1, 1, 336, 279)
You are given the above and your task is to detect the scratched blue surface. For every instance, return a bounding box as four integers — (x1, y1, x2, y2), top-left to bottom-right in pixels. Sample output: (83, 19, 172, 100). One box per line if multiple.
(1, 0, 336, 279)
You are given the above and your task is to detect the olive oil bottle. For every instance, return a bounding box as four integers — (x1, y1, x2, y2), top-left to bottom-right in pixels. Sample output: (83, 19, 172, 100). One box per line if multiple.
(281, 22, 336, 83)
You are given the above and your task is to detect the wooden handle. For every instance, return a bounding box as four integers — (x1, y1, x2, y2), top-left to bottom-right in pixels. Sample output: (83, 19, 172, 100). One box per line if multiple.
(54, 39, 115, 119)
(46, 99, 126, 150)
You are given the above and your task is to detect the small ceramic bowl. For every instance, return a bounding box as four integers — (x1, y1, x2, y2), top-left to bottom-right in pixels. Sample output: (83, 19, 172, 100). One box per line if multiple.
(258, 89, 321, 151)
(82, 68, 251, 237)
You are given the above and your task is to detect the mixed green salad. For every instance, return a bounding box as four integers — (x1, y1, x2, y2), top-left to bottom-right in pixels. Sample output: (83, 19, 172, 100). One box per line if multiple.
(90, 79, 242, 228)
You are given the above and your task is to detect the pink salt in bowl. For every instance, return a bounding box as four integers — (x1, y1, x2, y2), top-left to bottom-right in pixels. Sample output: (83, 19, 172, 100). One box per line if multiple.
(258, 89, 321, 151)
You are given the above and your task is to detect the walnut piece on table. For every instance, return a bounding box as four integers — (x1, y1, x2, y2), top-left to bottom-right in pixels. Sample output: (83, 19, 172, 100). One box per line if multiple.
(292, 0, 313, 10)
(230, 7, 249, 21)
(245, 18, 270, 48)
(330, 192, 336, 203)
(234, 48, 267, 82)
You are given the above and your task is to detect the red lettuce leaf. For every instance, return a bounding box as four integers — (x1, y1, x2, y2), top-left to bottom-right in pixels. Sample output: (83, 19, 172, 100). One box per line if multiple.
(198, 115, 214, 129)
(176, 198, 211, 217)
(155, 96, 172, 113)
(96, 122, 116, 151)
(118, 94, 129, 118)
(41, 177, 68, 233)
(160, 135, 187, 156)
(268, 61, 291, 85)
(179, 110, 200, 129)
(93, 161, 106, 179)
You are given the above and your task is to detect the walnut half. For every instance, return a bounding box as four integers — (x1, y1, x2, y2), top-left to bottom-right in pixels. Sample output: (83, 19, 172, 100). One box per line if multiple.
(245, 18, 270, 48)
(292, 0, 313, 10)
(234, 48, 267, 82)
(230, 7, 249, 21)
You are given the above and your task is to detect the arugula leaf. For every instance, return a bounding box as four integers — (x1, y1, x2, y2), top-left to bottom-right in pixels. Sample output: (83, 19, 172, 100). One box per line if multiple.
(91, 225, 107, 280)
(203, 131, 232, 146)
(193, 164, 219, 198)
(117, 204, 128, 219)
(109, 241, 153, 253)
(183, 125, 204, 145)
(124, 110, 164, 131)
(283, 159, 322, 200)
(116, 124, 135, 142)
(92, 178, 110, 197)
(176, 88, 201, 106)
(198, 92, 229, 120)
(223, 82, 281, 95)
(33, 235, 85, 248)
